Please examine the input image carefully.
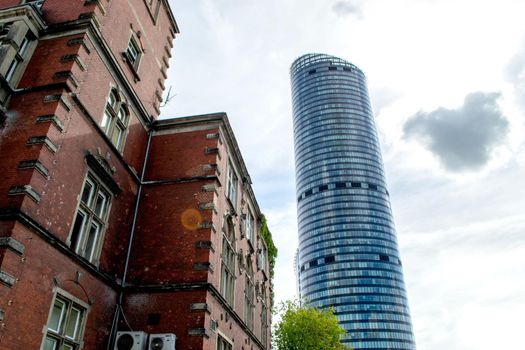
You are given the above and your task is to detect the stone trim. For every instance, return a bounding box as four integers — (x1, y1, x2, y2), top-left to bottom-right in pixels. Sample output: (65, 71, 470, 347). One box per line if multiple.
(60, 54, 86, 71)
(27, 136, 58, 153)
(0, 237, 25, 255)
(193, 262, 214, 273)
(188, 328, 211, 338)
(0, 270, 16, 287)
(36, 114, 65, 132)
(85, 152, 121, 194)
(18, 159, 49, 177)
(8, 185, 41, 203)
(53, 70, 80, 88)
(198, 202, 216, 213)
(43, 93, 71, 111)
(201, 183, 219, 193)
(190, 303, 210, 313)
(195, 240, 215, 252)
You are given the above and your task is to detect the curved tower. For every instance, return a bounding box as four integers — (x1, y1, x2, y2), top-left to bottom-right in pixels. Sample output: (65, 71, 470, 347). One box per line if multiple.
(290, 53, 416, 349)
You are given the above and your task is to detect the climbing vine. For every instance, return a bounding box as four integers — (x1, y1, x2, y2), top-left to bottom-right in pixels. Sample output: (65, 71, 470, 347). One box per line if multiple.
(260, 214, 278, 307)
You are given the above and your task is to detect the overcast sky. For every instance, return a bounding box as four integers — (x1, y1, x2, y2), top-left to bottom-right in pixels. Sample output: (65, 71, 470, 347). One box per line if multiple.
(164, 1, 525, 348)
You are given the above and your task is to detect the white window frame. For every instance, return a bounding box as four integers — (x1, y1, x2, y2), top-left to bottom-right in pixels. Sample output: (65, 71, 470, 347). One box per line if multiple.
(244, 258, 255, 331)
(41, 289, 88, 350)
(125, 35, 142, 71)
(245, 209, 254, 244)
(68, 172, 112, 264)
(220, 217, 236, 305)
(101, 88, 130, 151)
(225, 162, 238, 208)
(217, 333, 233, 350)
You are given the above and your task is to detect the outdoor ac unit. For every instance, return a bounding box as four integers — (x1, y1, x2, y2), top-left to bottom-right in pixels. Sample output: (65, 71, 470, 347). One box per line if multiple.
(148, 333, 176, 350)
(115, 331, 148, 350)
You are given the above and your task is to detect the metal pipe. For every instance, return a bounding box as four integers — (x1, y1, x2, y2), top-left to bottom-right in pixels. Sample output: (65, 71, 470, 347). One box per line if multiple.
(107, 125, 153, 349)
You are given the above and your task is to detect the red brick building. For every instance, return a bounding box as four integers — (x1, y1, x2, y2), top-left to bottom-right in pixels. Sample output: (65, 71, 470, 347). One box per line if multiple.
(0, 1, 271, 350)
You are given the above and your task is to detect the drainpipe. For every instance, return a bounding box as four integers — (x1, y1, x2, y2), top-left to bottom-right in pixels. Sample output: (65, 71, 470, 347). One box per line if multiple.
(107, 124, 154, 349)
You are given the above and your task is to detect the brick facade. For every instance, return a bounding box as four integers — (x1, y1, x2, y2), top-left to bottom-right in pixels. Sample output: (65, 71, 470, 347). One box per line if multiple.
(0, 1, 271, 349)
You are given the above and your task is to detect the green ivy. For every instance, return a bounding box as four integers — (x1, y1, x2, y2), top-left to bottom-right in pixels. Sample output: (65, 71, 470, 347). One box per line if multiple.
(260, 214, 278, 307)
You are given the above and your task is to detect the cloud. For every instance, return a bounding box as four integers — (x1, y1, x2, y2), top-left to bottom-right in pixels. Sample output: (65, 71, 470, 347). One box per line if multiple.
(403, 92, 509, 172)
(506, 41, 525, 112)
(332, 0, 363, 17)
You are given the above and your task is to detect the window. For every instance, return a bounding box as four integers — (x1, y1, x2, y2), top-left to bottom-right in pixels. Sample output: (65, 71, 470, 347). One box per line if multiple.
(69, 173, 111, 264)
(125, 35, 142, 70)
(0, 24, 36, 106)
(244, 259, 255, 330)
(220, 218, 236, 305)
(325, 255, 335, 264)
(260, 288, 268, 349)
(24, 0, 45, 10)
(260, 245, 267, 273)
(42, 294, 87, 350)
(101, 89, 129, 151)
(217, 335, 232, 350)
(225, 163, 238, 208)
(245, 210, 254, 243)
(379, 254, 390, 262)
(5, 35, 30, 83)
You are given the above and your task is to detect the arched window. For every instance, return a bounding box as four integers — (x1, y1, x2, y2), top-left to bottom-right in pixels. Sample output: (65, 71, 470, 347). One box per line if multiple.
(244, 257, 255, 330)
(220, 217, 236, 305)
(101, 89, 129, 151)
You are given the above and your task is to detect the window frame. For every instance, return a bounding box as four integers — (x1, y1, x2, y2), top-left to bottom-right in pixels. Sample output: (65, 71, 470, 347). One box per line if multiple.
(68, 172, 112, 265)
(101, 88, 130, 152)
(244, 258, 255, 330)
(217, 333, 233, 350)
(260, 287, 268, 348)
(220, 217, 236, 305)
(245, 208, 255, 245)
(41, 289, 88, 350)
(124, 34, 143, 77)
(23, 0, 45, 10)
(225, 162, 238, 209)
(0, 21, 38, 107)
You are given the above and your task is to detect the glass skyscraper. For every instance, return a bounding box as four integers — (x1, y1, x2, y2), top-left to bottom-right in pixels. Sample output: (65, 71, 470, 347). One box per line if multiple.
(290, 53, 416, 349)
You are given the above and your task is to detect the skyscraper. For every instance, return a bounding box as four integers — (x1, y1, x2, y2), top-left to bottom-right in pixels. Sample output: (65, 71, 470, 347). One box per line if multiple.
(291, 53, 416, 349)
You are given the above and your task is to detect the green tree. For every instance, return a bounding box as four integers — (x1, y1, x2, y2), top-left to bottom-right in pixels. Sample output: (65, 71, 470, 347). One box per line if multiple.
(273, 300, 351, 350)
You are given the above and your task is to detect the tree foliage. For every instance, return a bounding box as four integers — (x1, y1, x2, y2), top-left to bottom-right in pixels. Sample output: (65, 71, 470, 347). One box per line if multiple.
(273, 300, 350, 350)
(260, 214, 277, 306)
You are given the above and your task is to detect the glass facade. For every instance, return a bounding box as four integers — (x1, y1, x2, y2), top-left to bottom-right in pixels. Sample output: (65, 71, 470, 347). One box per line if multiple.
(290, 53, 416, 349)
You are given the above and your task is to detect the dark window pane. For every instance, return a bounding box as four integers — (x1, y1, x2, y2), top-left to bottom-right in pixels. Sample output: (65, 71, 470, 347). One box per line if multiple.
(325, 255, 335, 263)
(379, 254, 390, 262)
(70, 211, 86, 252)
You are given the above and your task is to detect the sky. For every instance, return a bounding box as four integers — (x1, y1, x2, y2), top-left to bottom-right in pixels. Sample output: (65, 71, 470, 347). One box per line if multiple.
(163, 0, 525, 348)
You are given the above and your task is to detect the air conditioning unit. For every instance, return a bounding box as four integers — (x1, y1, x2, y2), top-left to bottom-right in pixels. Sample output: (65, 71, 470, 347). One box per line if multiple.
(115, 331, 148, 350)
(148, 333, 176, 350)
